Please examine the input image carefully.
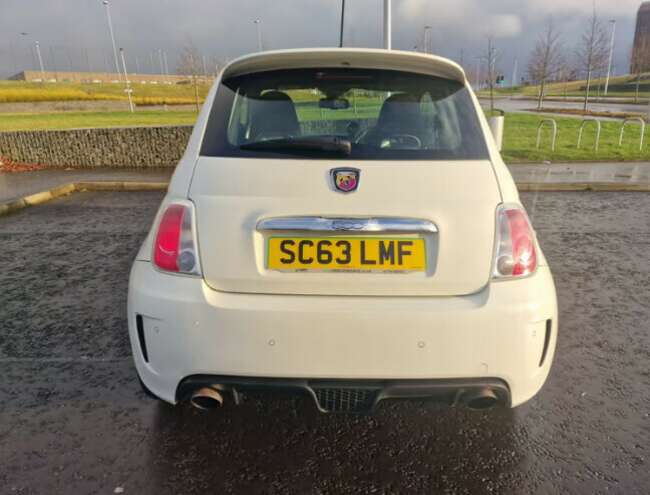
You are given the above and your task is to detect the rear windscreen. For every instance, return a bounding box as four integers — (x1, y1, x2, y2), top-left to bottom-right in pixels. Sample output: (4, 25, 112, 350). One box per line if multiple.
(200, 68, 489, 160)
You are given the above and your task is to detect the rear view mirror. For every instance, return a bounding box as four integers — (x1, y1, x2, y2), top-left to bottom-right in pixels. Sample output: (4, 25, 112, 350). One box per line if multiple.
(319, 98, 350, 110)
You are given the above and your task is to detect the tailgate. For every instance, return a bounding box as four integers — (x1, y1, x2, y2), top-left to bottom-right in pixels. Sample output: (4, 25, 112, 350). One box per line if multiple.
(189, 157, 501, 296)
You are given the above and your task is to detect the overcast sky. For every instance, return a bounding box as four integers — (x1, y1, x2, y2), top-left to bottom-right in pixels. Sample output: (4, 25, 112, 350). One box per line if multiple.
(0, 0, 645, 81)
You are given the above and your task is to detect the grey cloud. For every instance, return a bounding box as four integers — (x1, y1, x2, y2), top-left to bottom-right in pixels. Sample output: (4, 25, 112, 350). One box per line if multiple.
(0, 0, 641, 80)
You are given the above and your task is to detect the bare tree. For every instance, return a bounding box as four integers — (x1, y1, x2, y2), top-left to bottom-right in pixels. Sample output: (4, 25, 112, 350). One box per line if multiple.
(177, 38, 203, 112)
(527, 19, 563, 110)
(485, 37, 498, 113)
(557, 60, 579, 100)
(576, 8, 609, 111)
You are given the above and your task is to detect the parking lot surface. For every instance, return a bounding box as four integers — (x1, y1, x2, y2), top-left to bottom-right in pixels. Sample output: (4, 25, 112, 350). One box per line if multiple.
(1, 190, 649, 494)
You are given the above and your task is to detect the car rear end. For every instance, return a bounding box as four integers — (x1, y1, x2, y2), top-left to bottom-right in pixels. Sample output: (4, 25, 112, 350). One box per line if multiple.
(128, 48, 557, 413)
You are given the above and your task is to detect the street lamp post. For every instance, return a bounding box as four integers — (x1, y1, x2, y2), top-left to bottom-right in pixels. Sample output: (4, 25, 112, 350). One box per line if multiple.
(383, 0, 392, 50)
(102, 0, 122, 80)
(339, 0, 345, 48)
(35, 41, 45, 77)
(8, 41, 18, 74)
(158, 49, 164, 76)
(604, 19, 616, 96)
(254, 19, 263, 52)
(422, 26, 432, 53)
(163, 50, 170, 83)
(119, 48, 134, 113)
(49, 45, 59, 82)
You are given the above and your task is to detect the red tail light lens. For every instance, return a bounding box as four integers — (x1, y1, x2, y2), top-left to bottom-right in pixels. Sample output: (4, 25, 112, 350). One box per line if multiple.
(493, 204, 537, 279)
(153, 203, 201, 275)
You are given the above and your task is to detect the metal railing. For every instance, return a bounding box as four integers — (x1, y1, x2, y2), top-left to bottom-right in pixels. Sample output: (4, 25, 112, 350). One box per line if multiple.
(536, 119, 557, 151)
(618, 117, 646, 151)
(577, 119, 602, 152)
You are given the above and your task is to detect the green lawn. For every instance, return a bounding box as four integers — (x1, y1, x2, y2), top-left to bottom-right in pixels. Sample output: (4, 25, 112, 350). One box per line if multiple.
(501, 113, 650, 163)
(0, 110, 198, 131)
(2, 109, 650, 163)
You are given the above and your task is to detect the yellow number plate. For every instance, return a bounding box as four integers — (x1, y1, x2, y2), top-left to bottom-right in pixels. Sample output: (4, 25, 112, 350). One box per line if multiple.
(266, 237, 426, 272)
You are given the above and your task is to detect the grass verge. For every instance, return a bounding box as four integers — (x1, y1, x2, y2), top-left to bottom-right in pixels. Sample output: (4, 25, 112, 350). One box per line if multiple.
(502, 113, 650, 163)
(0, 110, 197, 131)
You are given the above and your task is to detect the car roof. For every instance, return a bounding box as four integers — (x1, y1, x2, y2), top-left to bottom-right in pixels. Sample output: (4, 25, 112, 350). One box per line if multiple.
(221, 48, 467, 84)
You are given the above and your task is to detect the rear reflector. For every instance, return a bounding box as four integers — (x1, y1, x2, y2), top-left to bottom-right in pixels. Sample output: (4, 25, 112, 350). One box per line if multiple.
(539, 319, 552, 367)
(492, 204, 537, 279)
(153, 202, 201, 275)
(135, 314, 149, 363)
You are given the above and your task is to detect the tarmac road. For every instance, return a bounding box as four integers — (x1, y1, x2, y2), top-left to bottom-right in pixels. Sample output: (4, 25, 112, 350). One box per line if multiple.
(479, 96, 650, 118)
(0, 190, 649, 494)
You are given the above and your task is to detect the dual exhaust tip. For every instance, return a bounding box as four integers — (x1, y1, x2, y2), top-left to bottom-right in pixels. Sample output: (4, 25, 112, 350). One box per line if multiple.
(188, 385, 502, 411)
(189, 386, 224, 410)
(462, 388, 499, 410)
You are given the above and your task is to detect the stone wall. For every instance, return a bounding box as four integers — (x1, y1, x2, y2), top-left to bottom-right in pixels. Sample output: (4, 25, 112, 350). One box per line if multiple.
(0, 126, 193, 168)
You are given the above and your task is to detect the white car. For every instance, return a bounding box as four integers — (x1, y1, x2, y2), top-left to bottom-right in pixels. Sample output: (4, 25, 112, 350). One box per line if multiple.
(128, 48, 557, 413)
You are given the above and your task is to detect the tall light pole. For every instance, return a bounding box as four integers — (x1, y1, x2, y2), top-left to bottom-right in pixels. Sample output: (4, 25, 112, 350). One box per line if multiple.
(383, 0, 392, 50)
(162, 50, 170, 83)
(158, 48, 164, 76)
(339, 0, 345, 48)
(511, 57, 518, 88)
(423, 25, 432, 53)
(102, 0, 121, 79)
(8, 41, 18, 74)
(35, 41, 45, 77)
(49, 45, 58, 81)
(254, 19, 263, 52)
(604, 19, 616, 96)
(119, 47, 134, 112)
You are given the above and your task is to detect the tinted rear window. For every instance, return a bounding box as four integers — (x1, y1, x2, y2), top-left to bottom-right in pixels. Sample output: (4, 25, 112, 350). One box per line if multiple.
(200, 68, 489, 160)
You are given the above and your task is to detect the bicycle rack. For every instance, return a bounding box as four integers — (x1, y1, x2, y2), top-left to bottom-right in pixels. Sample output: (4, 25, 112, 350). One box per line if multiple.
(536, 119, 557, 151)
(618, 117, 646, 151)
(577, 119, 602, 152)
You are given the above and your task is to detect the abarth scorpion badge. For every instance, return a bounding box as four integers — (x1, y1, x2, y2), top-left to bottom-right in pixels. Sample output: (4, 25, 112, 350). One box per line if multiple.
(331, 168, 360, 193)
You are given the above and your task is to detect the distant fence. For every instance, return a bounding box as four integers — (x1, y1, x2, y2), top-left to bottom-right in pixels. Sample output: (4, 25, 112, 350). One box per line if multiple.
(0, 126, 193, 168)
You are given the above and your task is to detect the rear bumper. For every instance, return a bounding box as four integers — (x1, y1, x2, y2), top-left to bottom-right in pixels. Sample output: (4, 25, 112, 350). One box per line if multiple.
(128, 261, 558, 408)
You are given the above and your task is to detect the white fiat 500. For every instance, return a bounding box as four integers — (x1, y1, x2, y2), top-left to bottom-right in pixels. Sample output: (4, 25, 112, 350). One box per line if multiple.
(128, 48, 557, 413)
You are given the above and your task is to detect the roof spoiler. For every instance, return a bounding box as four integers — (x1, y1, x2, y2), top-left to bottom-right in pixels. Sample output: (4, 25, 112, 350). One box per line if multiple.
(221, 48, 467, 84)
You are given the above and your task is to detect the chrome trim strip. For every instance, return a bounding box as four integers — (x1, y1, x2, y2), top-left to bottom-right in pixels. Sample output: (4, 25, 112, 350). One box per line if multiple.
(256, 217, 438, 234)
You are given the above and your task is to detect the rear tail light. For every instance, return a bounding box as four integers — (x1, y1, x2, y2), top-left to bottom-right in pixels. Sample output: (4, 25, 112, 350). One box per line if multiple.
(153, 202, 201, 276)
(492, 204, 537, 279)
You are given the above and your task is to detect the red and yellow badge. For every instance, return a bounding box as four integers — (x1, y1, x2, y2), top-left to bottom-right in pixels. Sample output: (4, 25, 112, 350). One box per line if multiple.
(332, 168, 360, 193)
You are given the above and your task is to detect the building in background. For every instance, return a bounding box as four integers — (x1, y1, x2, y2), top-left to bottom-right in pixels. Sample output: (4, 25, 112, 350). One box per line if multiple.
(631, 2, 650, 73)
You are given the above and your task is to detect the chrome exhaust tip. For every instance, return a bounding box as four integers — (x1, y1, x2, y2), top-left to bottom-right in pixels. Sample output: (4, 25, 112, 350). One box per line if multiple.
(464, 388, 499, 410)
(189, 386, 224, 410)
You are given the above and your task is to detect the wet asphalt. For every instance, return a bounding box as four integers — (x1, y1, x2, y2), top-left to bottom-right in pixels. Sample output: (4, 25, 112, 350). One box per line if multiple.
(0, 190, 649, 495)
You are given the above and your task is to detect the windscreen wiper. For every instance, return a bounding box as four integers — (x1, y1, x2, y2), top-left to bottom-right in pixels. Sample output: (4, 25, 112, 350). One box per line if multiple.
(240, 136, 352, 155)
